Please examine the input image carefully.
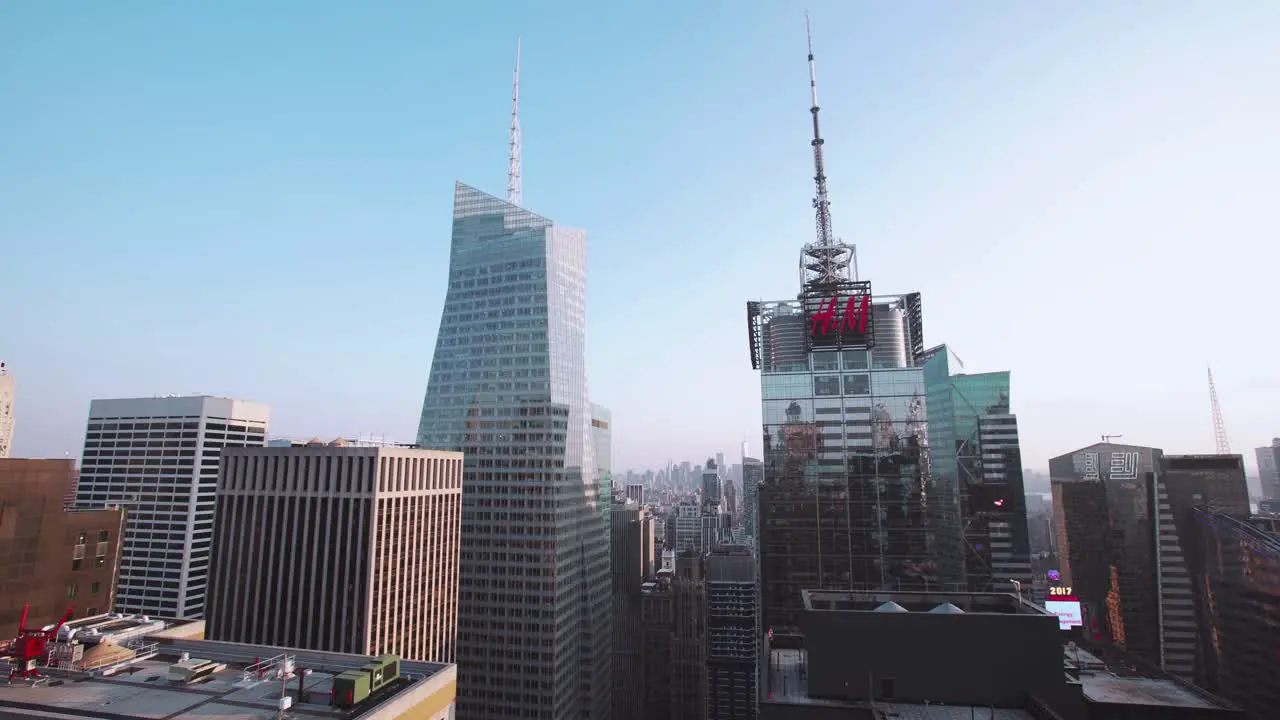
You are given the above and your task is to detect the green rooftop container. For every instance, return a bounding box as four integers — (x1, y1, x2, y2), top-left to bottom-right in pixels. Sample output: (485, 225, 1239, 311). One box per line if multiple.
(332, 669, 371, 708)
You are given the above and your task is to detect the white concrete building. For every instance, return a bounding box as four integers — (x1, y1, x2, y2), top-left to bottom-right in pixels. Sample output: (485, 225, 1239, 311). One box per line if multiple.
(76, 395, 269, 618)
(0, 362, 13, 458)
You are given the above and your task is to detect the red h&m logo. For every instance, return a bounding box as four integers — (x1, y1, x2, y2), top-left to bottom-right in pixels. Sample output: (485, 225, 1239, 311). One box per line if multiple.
(810, 294, 870, 336)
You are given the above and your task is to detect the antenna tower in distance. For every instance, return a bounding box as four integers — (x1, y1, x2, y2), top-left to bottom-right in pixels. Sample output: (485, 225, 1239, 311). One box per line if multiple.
(1208, 366, 1231, 454)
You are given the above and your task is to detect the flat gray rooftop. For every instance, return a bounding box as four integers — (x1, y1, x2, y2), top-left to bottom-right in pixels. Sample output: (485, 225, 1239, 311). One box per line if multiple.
(0, 638, 452, 720)
(0, 659, 349, 719)
(1080, 673, 1222, 709)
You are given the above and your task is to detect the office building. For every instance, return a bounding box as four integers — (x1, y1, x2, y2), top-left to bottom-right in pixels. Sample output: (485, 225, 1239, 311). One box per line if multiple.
(206, 444, 463, 662)
(0, 459, 126, 637)
(673, 501, 701, 552)
(415, 183, 610, 719)
(759, 589, 1241, 719)
(747, 30, 959, 636)
(75, 395, 268, 618)
(610, 502, 654, 720)
(923, 345, 1032, 595)
(593, 404, 612, 508)
(0, 362, 12, 458)
(626, 483, 644, 505)
(705, 547, 758, 720)
(1050, 442, 1163, 665)
(640, 574, 675, 720)
(670, 551, 706, 720)
(1256, 438, 1279, 500)
(1152, 454, 1250, 683)
(1186, 507, 1280, 717)
(741, 458, 762, 542)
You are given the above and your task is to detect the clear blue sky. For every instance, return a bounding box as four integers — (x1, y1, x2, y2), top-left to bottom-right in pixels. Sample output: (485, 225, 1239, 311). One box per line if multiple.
(3, 1, 1278, 487)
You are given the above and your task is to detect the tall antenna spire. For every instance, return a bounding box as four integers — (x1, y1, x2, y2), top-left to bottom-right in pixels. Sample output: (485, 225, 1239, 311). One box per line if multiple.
(507, 37, 522, 207)
(798, 12, 855, 288)
(1208, 366, 1232, 454)
(805, 12, 832, 248)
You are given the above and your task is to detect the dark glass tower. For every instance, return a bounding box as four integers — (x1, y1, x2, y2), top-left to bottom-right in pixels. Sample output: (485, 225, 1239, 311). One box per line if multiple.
(417, 182, 610, 720)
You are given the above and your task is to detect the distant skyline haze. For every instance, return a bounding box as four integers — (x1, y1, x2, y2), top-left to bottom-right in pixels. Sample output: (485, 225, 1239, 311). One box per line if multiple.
(2, 0, 1277, 492)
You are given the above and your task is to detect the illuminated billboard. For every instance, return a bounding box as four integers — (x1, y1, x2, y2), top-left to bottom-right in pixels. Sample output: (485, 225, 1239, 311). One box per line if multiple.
(1045, 590, 1083, 631)
(802, 280, 874, 350)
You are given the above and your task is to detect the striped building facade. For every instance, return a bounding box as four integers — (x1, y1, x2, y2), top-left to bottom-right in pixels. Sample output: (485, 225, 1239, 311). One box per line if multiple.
(206, 445, 463, 663)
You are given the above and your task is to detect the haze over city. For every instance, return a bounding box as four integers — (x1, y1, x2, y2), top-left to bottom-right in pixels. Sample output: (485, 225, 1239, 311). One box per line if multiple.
(3, 0, 1278, 485)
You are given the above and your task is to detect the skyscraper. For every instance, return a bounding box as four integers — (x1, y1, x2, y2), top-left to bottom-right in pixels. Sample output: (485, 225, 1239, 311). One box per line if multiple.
(0, 362, 13, 459)
(1049, 442, 1163, 664)
(705, 547, 758, 720)
(922, 345, 1031, 596)
(415, 51, 609, 716)
(1256, 438, 1279, 500)
(76, 395, 268, 618)
(746, 18, 957, 636)
(206, 443, 463, 662)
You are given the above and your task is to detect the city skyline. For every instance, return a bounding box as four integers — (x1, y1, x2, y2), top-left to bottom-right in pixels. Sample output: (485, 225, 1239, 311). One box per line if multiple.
(4, 1, 1279, 484)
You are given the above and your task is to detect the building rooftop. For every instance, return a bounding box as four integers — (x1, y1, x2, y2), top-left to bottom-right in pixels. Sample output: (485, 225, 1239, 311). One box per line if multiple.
(0, 619, 455, 719)
(764, 649, 1033, 718)
(802, 589, 1049, 616)
(1067, 643, 1232, 710)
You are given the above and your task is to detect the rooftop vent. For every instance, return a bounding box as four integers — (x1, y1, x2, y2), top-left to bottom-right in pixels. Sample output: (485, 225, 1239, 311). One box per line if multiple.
(873, 601, 909, 613)
(928, 602, 965, 614)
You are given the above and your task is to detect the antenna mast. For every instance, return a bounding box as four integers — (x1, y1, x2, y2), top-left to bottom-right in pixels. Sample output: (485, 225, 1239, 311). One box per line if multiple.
(799, 13, 856, 289)
(806, 13, 832, 249)
(507, 37, 522, 207)
(1208, 366, 1231, 454)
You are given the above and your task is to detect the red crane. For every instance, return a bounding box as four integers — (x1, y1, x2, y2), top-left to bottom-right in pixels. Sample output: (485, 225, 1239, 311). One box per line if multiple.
(8, 604, 74, 681)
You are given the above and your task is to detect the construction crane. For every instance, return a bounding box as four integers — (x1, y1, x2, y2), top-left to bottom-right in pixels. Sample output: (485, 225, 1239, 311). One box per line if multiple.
(8, 604, 74, 681)
(1208, 366, 1232, 454)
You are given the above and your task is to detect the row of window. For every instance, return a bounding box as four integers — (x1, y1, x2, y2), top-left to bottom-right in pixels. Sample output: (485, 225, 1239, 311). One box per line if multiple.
(67, 581, 103, 598)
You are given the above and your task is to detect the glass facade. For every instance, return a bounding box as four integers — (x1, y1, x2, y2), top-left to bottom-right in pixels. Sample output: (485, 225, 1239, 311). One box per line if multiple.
(756, 320, 952, 633)
(417, 183, 610, 720)
(1187, 508, 1280, 717)
(923, 348, 1030, 595)
(1049, 444, 1163, 665)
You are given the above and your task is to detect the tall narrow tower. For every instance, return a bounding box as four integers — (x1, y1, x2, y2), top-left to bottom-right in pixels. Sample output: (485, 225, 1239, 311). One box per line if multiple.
(1208, 366, 1231, 454)
(415, 40, 610, 719)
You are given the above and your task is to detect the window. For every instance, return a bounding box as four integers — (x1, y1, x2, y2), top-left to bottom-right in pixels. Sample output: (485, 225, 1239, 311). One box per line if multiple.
(86, 607, 98, 617)
(68, 584, 79, 599)
(842, 350, 868, 370)
(95, 556, 106, 568)
(76, 533, 87, 545)
(814, 376, 841, 396)
(811, 352, 839, 371)
(98, 530, 109, 542)
(72, 558, 83, 571)
(844, 374, 871, 396)
(91, 582, 101, 594)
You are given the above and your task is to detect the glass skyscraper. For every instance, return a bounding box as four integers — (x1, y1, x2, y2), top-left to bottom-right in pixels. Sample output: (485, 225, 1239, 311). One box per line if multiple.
(923, 345, 1031, 596)
(751, 299, 961, 634)
(417, 182, 610, 720)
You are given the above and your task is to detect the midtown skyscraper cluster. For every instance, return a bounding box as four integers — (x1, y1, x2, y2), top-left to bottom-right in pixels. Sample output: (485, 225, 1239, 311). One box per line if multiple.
(3, 15, 1278, 720)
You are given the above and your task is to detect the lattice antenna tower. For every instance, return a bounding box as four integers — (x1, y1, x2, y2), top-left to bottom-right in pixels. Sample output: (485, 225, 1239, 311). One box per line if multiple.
(1208, 366, 1231, 454)
(799, 12, 857, 289)
(507, 37, 522, 207)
